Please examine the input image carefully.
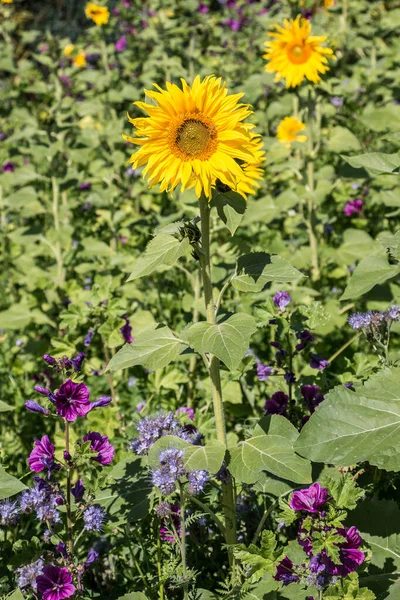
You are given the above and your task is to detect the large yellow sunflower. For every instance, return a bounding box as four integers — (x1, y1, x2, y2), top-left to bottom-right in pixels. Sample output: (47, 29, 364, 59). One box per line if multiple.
(123, 76, 264, 200)
(264, 15, 334, 88)
(85, 3, 110, 26)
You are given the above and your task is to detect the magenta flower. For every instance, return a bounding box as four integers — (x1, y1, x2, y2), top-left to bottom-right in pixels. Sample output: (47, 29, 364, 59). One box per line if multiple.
(54, 380, 91, 421)
(344, 199, 363, 216)
(274, 556, 299, 585)
(336, 526, 365, 575)
(28, 436, 55, 474)
(83, 432, 114, 465)
(115, 35, 127, 52)
(309, 354, 329, 371)
(36, 565, 75, 600)
(198, 2, 209, 12)
(290, 483, 328, 513)
(265, 391, 288, 415)
(2, 161, 15, 172)
(120, 316, 134, 343)
(176, 407, 195, 420)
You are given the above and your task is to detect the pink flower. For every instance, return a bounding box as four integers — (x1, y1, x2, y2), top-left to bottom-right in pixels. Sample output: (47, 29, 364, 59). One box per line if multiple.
(83, 432, 114, 465)
(290, 483, 328, 513)
(343, 199, 363, 216)
(54, 380, 91, 422)
(115, 35, 127, 52)
(28, 436, 55, 473)
(36, 565, 75, 600)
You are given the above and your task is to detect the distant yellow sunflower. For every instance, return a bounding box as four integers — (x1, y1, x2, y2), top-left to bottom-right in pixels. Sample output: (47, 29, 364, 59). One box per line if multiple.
(123, 75, 264, 200)
(277, 116, 307, 147)
(85, 3, 110, 26)
(73, 53, 87, 68)
(63, 44, 75, 57)
(264, 15, 334, 88)
(1, 0, 13, 3)
(324, 0, 335, 7)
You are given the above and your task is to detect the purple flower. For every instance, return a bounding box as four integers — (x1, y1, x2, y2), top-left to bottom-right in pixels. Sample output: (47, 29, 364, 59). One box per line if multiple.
(79, 182, 91, 191)
(274, 556, 299, 585)
(0, 499, 20, 525)
(36, 565, 75, 600)
(120, 316, 134, 343)
(71, 479, 85, 501)
(257, 363, 273, 381)
(273, 291, 291, 310)
(59, 74, 72, 88)
(16, 558, 44, 591)
(90, 395, 112, 409)
(296, 330, 315, 351)
(69, 352, 85, 372)
(56, 542, 68, 558)
(115, 35, 127, 52)
(84, 549, 99, 569)
(54, 379, 91, 421)
(290, 483, 328, 513)
(152, 448, 186, 495)
(198, 2, 209, 12)
(83, 432, 114, 466)
(130, 412, 188, 455)
(156, 501, 173, 518)
(344, 199, 363, 216)
(187, 470, 209, 494)
(336, 526, 365, 575)
(176, 407, 195, 420)
(310, 355, 329, 371)
(284, 371, 296, 384)
(28, 436, 56, 474)
(385, 305, 400, 321)
(39, 44, 49, 52)
(330, 96, 344, 108)
(301, 385, 324, 412)
(83, 505, 105, 532)
(84, 329, 95, 347)
(25, 400, 51, 416)
(265, 392, 288, 415)
(43, 354, 57, 366)
(34, 385, 50, 396)
(348, 312, 373, 330)
(2, 161, 15, 172)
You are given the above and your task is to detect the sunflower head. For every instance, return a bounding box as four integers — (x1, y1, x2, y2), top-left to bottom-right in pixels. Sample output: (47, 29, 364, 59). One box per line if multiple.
(324, 0, 335, 7)
(1, 0, 13, 4)
(73, 53, 87, 68)
(264, 15, 334, 88)
(277, 116, 307, 148)
(85, 3, 110, 26)
(123, 75, 264, 200)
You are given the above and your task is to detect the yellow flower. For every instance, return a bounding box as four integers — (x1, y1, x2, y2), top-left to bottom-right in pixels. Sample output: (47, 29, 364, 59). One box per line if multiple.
(1, 0, 13, 4)
(277, 116, 307, 147)
(64, 44, 75, 57)
(73, 53, 86, 68)
(324, 0, 335, 7)
(123, 75, 264, 200)
(85, 2, 110, 26)
(264, 15, 334, 88)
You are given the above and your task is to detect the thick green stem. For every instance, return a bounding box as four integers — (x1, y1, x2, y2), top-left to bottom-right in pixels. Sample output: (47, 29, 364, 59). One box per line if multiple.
(52, 177, 64, 287)
(306, 90, 320, 282)
(180, 483, 189, 600)
(156, 522, 165, 600)
(65, 421, 73, 556)
(187, 270, 200, 408)
(198, 194, 237, 559)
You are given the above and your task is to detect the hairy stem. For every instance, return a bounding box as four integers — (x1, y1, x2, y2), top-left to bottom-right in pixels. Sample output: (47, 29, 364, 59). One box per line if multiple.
(180, 483, 189, 600)
(65, 421, 73, 556)
(198, 194, 237, 561)
(187, 269, 200, 408)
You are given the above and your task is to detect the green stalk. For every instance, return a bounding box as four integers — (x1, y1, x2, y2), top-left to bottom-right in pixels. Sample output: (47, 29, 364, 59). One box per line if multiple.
(179, 483, 189, 600)
(306, 89, 320, 283)
(197, 194, 237, 561)
(65, 421, 73, 556)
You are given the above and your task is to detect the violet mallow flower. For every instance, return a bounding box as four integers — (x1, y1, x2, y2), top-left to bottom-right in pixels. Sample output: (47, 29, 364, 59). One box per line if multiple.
(265, 392, 288, 415)
(36, 565, 75, 600)
(25, 400, 50, 416)
(28, 436, 56, 474)
(115, 35, 127, 52)
(2, 161, 15, 172)
(309, 354, 329, 371)
(274, 556, 299, 585)
(290, 483, 328, 513)
(71, 479, 85, 501)
(54, 380, 91, 421)
(176, 407, 195, 420)
(336, 526, 365, 575)
(84, 549, 99, 570)
(273, 291, 291, 310)
(83, 432, 114, 465)
(257, 363, 273, 381)
(301, 385, 324, 412)
(120, 316, 134, 343)
(344, 199, 363, 216)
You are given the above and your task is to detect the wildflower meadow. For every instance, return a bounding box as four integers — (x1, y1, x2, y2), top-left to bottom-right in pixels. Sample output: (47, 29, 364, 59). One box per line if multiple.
(1, 0, 400, 599)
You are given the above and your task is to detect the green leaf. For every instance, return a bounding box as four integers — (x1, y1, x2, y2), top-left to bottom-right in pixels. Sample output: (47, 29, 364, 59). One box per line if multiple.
(294, 368, 400, 471)
(184, 313, 257, 371)
(340, 253, 400, 301)
(95, 456, 151, 523)
(322, 474, 365, 511)
(211, 190, 247, 235)
(126, 234, 189, 281)
(0, 401, 15, 412)
(328, 127, 362, 153)
(341, 152, 400, 175)
(230, 416, 312, 485)
(335, 230, 376, 265)
(232, 253, 304, 293)
(147, 435, 190, 468)
(183, 440, 226, 474)
(7, 590, 25, 600)
(234, 530, 283, 583)
(0, 467, 27, 500)
(106, 326, 184, 372)
(116, 594, 148, 600)
(378, 230, 400, 261)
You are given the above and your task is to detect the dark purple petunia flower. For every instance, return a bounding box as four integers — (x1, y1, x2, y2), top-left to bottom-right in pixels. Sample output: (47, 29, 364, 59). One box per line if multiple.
(265, 391, 288, 415)
(2, 161, 15, 172)
(54, 379, 91, 421)
(120, 316, 134, 343)
(28, 436, 56, 474)
(83, 432, 114, 465)
(71, 479, 85, 501)
(273, 291, 291, 310)
(274, 556, 299, 585)
(290, 483, 328, 513)
(309, 354, 329, 371)
(25, 400, 51, 416)
(79, 182, 91, 191)
(36, 565, 75, 600)
(257, 363, 273, 381)
(300, 385, 324, 412)
(115, 35, 127, 52)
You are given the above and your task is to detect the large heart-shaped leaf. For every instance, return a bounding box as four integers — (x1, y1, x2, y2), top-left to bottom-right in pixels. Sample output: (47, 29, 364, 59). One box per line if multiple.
(0, 467, 27, 500)
(127, 234, 189, 281)
(232, 253, 304, 293)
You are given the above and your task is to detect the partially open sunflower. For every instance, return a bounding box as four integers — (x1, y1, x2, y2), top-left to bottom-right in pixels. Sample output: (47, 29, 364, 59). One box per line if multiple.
(264, 15, 334, 88)
(123, 76, 264, 200)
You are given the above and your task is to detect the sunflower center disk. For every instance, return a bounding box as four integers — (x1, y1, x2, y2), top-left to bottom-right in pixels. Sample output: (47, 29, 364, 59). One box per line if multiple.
(288, 43, 309, 64)
(175, 120, 212, 157)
